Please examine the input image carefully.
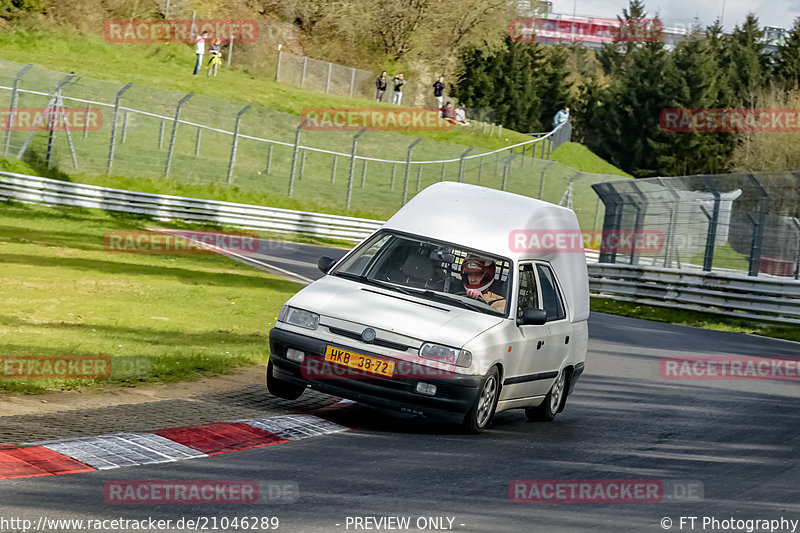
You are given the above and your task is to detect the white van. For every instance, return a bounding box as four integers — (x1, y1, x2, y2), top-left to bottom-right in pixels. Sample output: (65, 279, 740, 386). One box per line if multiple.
(268, 182, 589, 433)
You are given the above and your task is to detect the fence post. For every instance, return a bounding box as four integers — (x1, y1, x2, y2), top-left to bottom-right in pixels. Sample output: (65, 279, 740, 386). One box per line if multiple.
(458, 147, 474, 183)
(477, 156, 483, 183)
(121, 110, 128, 143)
(747, 174, 768, 277)
(106, 83, 132, 174)
(501, 153, 515, 191)
(330, 155, 338, 183)
(194, 128, 201, 157)
(265, 144, 273, 174)
(190, 10, 196, 38)
(164, 92, 193, 178)
(3, 64, 32, 156)
(416, 166, 422, 191)
(349, 68, 356, 97)
(390, 164, 396, 190)
(227, 104, 251, 184)
(538, 161, 553, 199)
(275, 50, 283, 82)
(288, 118, 307, 197)
(326, 62, 333, 93)
(300, 56, 308, 88)
(402, 137, 422, 205)
(360, 159, 368, 187)
(33, 73, 77, 169)
(79, 105, 89, 139)
(298, 149, 307, 181)
(227, 34, 234, 68)
(346, 128, 367, 209)
(792, 217, 800, 280)
(700, 178, 721, 272)
(498, 125, 503, 137)
(440, 162, 445, 181)
(158, 121, 164, 150)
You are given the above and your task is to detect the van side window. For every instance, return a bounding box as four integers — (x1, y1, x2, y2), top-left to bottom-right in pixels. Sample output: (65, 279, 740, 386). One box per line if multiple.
(516, 264, 539, 321)
(536, 264, 566, 321)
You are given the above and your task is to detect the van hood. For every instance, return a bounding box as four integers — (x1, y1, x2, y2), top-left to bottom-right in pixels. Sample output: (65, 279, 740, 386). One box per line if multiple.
(286, 275, 504, 348)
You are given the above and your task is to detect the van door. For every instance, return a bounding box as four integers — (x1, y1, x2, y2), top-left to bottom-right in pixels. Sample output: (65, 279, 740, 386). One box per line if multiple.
(532, 263, 571, 396)
(502, 263, 555, 400)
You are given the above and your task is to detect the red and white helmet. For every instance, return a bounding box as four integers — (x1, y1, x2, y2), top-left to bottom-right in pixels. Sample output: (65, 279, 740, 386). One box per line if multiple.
(461, 255, 496, 291)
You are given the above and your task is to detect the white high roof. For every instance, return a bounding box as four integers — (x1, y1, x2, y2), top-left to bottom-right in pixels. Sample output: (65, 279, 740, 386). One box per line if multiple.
(383, 182, 590, 321)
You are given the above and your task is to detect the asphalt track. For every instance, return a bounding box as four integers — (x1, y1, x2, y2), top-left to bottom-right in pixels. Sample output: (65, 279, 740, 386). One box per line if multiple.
(1, 240, 798, 533)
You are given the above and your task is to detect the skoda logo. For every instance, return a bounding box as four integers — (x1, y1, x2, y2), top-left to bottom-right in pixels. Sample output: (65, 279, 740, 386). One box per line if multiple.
(361, 328, 377, 343)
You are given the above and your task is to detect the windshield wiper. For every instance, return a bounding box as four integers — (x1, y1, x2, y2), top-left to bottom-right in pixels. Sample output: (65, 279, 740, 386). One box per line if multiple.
(335, 272, 412, 295)
(404, 288, 499, 314)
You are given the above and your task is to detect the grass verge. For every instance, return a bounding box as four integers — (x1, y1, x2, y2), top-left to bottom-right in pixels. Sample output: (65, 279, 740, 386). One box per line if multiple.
(0, 201, 302, 394)
(591, 298, 800, 343)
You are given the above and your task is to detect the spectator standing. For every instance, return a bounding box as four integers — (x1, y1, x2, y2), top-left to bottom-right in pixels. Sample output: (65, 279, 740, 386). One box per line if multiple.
(193, 31, 208, 76)
(392, 73, 404, 105)
(433, 76, 445, 108)
(207, 38, 222, 77)
(553, 106, 570, 129)
(376, 71, 388, 102)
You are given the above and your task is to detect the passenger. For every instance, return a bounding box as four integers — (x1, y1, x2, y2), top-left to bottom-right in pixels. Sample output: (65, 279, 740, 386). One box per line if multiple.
(461, 255, 506, 313)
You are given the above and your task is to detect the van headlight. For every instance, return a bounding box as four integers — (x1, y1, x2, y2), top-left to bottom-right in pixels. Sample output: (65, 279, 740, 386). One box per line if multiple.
(278, 305, 319, 330)
(419, 343, 472, 368)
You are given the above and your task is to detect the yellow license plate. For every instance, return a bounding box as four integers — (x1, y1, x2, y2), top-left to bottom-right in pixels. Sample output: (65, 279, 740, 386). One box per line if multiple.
(324, 346, 395, 377)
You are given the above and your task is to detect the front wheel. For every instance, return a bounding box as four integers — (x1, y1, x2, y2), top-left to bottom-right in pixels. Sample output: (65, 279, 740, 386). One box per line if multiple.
(526, 369, 566, 422)
(462, 366, 500, 434)
(266, 360, 305, 400)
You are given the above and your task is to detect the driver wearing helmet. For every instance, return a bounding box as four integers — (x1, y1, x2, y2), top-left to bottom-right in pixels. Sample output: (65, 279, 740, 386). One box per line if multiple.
(461, 255, 506, 313)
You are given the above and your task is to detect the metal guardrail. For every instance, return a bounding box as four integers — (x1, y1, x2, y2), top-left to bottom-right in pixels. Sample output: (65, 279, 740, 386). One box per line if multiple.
(3, 170, 797, 323)
(588, 263, 800, 324)
(0, 171, 383, 241)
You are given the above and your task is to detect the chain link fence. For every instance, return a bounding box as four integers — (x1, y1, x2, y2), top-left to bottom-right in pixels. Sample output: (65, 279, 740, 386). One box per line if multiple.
(592, 173, 800, 278)
(0, 57, 613, 224)
(275, 50, 442, 109)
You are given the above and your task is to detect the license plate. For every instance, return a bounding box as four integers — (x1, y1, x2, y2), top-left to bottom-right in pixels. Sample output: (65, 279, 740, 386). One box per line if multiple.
(324, 346, 395, 377)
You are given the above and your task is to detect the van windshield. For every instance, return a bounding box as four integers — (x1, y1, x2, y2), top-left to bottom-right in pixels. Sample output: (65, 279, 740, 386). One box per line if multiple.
(332, 231, 512, 317)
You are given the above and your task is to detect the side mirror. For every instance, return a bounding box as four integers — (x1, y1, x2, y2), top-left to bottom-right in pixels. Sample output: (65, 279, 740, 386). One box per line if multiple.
(317, 256, 337, 274)
(518, 307, 547, 326)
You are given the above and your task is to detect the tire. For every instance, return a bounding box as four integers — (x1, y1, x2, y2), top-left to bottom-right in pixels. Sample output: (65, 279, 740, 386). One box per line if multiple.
(526, 369, 566, 422)
(462, 366, 500, 434)
(266, 360, 305, 400)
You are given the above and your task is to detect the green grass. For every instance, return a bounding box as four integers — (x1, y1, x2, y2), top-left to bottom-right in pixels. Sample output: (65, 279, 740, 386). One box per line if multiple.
(0, 27, 531, 150)
(0, 200, 303, 394)
(550, 142, 632, 178)
(591, 298, 800, 343)
(0, 26, 631, 222)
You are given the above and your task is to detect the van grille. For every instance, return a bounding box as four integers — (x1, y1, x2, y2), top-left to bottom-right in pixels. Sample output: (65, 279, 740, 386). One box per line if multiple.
(327, 327, 411, 352)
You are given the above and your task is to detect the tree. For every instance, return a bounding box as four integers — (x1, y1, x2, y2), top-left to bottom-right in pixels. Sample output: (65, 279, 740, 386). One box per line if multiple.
(725, 13, 766, 107)
(775, 17, 800, 87)
(654, 25, 736, 175)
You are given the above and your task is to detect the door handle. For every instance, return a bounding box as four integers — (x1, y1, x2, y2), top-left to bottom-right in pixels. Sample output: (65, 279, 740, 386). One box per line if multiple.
(537, 340, 544, 349)
(565, 336, 570, 344)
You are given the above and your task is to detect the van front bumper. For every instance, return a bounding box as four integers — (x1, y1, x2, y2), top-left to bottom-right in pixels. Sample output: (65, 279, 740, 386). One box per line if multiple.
(269, 327, 483, 424)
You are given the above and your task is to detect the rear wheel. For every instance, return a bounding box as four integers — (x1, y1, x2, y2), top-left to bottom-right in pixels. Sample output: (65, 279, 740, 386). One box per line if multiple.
(266, 360, 305, 400)
(462, 367, 500, 434)
(526, 369, 566, 422)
